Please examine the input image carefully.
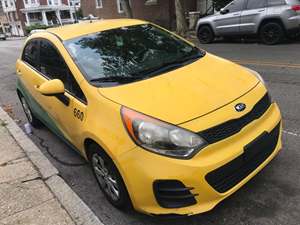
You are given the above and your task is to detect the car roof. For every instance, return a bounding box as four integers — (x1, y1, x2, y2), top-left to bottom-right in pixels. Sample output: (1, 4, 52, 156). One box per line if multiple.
(46, 19, 147, 41)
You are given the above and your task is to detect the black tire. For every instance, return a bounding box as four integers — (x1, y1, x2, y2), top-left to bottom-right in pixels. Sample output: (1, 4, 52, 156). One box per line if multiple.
(197, 26, 215, 44)
(88, 143, 132, 210)
(259, 22, 284, 45)
(19, 95, 43, 128)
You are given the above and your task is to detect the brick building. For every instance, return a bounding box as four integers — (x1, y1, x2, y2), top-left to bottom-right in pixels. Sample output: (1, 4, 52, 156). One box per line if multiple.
(0, 0, 76, 36)
(0, 0, 24, 36)
(0, 1, 9, 34)
(81, 0, 198, 29)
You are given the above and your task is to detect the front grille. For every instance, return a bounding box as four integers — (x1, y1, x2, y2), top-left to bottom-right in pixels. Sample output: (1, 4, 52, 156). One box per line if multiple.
(153, 180, 198, 208)
(199, 93, 272, 144)
(205, 122, 281, 193)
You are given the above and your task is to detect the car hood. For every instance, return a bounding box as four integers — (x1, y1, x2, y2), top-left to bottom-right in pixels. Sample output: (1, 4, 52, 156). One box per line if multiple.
(98, 53, 259, 124)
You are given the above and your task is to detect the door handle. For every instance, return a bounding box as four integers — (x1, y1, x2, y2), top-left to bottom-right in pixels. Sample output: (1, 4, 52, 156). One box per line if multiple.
(257, 9, 265, 12)
(16, 69, 22, 75)
(233, 13, 240, 16)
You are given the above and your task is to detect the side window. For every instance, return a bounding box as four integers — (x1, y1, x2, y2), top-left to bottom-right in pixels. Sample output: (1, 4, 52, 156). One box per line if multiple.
(268, 0, 286, 6)
(225, 0, 245, 12)
(39, 40, 87, 103)
(22, 40, 39, 69)
(246, 0, 267, 9)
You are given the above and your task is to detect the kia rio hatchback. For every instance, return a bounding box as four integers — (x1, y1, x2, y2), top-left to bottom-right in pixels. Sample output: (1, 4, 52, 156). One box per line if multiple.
(16, 19, 282, 216)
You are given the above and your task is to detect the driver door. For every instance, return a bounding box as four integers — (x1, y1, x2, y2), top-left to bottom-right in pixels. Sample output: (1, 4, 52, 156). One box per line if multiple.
(214, 0, 246, 35)
(38, 39, 87, 149)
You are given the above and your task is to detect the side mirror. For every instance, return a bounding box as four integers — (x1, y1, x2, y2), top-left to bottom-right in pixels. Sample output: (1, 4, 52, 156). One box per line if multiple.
(36, 79, 65, 96)
(220, 8, 229, 14)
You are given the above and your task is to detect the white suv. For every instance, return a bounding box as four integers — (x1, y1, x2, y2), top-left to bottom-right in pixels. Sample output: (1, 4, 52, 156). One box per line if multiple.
(196, 0, 300, 44)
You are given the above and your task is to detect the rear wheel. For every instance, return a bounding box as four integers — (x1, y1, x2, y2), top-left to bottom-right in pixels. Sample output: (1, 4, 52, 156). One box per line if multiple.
(20, 95, 42, 128)
(88, 143, 132, 210)
(260, 22, 284, 45)
(197, 26, 215, 44)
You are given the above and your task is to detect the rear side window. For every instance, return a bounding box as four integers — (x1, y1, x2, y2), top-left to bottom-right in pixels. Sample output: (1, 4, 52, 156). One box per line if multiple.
(225, 0, 246, 12)
(268, 0, 286, 6)
(246, 0, 267, 9)
(22, 40, 39, 70)
(39, 40, 87, 103)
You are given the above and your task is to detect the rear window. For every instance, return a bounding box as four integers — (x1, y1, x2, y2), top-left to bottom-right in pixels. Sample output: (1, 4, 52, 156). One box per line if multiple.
(286, 0, 300, 4)
(246, 0, 267, 9)
(268, 0, 286, 6)
(22, 40, 39, 69)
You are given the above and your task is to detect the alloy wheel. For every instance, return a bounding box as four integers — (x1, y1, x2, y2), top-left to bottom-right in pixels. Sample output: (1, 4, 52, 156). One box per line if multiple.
(92, 153, 120, 201)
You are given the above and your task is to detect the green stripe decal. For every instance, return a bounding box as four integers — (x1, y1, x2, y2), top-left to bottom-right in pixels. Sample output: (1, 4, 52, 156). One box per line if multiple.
(17, 78, 66, 140)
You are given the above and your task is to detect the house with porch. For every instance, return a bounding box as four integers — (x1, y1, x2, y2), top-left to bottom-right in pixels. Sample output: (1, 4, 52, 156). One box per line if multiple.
(0, 0, 76, 36)
(18, 0, 76, 27)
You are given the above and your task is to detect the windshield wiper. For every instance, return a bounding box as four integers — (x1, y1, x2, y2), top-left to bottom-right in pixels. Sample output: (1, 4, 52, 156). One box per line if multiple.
(89, 76, 144, 84)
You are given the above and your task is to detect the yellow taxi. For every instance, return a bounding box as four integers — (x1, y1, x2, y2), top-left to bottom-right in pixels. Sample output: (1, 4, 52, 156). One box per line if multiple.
(16, 19, 282, 216)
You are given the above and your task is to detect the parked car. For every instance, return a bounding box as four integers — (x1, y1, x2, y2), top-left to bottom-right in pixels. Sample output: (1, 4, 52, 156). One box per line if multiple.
(196, 0, 300, 45)
(16, 19, 282, 216)
(0, 33, 6, 40)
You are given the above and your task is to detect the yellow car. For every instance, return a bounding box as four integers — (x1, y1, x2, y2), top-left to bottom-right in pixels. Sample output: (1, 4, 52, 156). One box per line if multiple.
(16, 19, 282, 216)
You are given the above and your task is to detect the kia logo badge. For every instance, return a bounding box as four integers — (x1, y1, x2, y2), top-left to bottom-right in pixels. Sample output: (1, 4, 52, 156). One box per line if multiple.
(235, 103, 246, 112)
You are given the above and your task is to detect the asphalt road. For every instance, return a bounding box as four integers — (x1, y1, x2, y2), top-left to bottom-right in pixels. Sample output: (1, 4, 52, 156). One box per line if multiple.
(0, 38, 299, 225)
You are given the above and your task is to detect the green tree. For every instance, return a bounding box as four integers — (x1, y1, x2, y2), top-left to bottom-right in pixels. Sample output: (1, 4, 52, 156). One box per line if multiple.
(175, 0, 188, 37)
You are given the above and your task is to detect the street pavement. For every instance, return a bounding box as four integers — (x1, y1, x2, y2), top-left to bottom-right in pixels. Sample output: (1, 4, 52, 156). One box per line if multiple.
(0, 38, 299, 225)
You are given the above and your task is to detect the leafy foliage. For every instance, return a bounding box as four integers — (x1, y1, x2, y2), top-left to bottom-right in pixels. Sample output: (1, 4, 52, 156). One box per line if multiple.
(76, 8, 83, 19)
(25, 24, 52, 34)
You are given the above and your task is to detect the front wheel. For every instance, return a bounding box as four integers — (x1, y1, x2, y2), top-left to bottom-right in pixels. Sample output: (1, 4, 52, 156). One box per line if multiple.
(197, 26, 215, 44)
(260, 22, 284, 45)
(88, 144, 131, 210)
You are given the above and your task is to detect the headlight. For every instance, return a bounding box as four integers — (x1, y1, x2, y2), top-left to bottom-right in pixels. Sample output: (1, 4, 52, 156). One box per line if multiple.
(121, 107, 207, 159)
(244, 67, 266, 86)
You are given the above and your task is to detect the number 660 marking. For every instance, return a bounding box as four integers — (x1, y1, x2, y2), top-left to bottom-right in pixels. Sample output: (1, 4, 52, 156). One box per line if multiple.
(74, 108, 84, 121)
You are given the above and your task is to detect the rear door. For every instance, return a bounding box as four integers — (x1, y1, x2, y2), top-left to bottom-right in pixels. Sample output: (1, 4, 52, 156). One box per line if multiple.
(214, 0, 246, 35)
(240, 0, 267, 34)
(17, 39, 50, 122)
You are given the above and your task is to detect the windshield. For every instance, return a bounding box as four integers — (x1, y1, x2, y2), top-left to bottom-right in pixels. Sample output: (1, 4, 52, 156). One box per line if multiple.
(64, 24, 205, 87)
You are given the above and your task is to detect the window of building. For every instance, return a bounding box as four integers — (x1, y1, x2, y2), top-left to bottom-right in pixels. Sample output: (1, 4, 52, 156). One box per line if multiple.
(60, 10, 71, 19)
(48, 0, 59, 5)
(39, 40, 86, 103)
(95, 0, 103, 8)
(4, 1, 8, 8)
(22, 40, 40, 70)
(117, 0, 124, 13)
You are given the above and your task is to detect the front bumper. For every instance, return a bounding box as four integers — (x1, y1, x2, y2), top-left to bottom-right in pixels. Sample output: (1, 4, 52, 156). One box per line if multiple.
(118, 86, 282, 216)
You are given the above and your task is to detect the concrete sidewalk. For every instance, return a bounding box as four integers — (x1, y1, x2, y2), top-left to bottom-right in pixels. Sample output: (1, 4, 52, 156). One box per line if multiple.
(0, 105, 103, 225)
(0, 121, 75, 224)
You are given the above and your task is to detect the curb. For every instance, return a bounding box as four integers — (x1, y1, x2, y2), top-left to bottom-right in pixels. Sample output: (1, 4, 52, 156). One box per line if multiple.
(0, 106, 104, 225)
